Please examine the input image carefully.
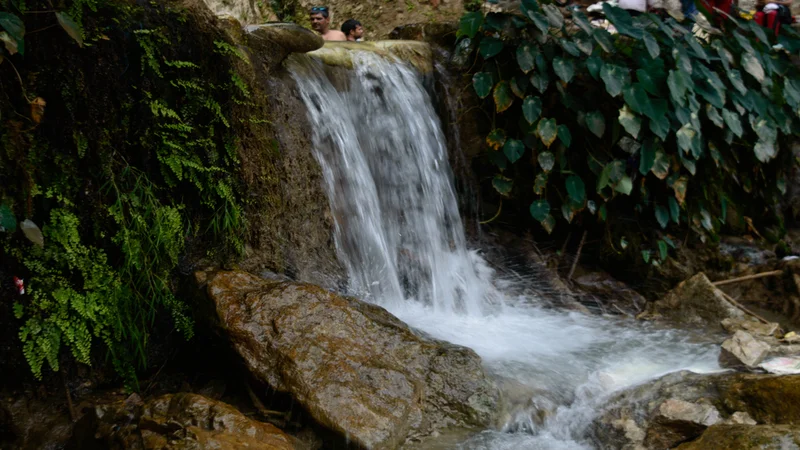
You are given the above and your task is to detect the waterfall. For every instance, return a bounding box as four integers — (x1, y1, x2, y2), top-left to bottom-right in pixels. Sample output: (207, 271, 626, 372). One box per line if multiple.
(287, 47, 721, 449)
(288, 52, 498, 315)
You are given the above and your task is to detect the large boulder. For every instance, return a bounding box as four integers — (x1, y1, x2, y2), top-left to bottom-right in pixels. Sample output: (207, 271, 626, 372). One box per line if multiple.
(590, 371, 800, 449)
(75, 393, 293, 449)
(640, 273, 745, 329)
(676, 424, 800, 449)
(207, 270, 502, 449)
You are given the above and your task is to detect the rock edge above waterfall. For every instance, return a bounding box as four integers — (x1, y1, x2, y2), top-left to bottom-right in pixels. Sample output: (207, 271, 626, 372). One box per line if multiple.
(206, 270, 503, 449)
(306, 41, 434, 74)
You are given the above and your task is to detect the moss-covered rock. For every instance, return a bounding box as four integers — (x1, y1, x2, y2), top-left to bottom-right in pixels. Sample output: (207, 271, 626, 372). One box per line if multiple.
(206, 270, 502, 449)
(676, 424, 800, 449)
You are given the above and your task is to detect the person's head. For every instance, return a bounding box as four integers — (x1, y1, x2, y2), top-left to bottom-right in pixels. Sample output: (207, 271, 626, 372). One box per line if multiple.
(309, 6, 330, 33)
(341, 19, 364, 41)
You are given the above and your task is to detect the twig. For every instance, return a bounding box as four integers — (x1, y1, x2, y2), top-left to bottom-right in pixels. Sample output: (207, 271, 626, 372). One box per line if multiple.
(3, 59, 34, 104)
(567, 230, 587, 282)
(719, 290, 771, 324)
(61, 367, 77, 422)
(245, 382, 288, 419)
(559, 231, 572, 262)
(479, 199, 502, 224)
(713, 270, 783, 287)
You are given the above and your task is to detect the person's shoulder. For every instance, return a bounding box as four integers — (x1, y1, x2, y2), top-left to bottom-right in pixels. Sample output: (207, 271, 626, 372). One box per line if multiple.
(329, 30, 347, 40)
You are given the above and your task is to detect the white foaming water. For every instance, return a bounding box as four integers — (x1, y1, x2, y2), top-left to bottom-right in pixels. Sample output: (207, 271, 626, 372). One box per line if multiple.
(287, 50, 720, 448)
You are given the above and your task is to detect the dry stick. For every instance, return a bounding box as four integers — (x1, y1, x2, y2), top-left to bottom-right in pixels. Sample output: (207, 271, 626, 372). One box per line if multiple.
(559, 231, 572, 263)
(719, 290, 771, 325)
(245, 382, 288, 419)
(567, 230, 587, 282)
(712, 270, 784, 287)
(61, 367, 77, 422)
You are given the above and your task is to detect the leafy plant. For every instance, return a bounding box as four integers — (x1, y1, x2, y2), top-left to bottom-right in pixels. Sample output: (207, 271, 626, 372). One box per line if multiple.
(459, 2, 800, 261)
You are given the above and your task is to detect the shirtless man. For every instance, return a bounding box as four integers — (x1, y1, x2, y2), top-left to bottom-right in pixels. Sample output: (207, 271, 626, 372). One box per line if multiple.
(341, 19, 364, 41)
(309, 7, 346, 41)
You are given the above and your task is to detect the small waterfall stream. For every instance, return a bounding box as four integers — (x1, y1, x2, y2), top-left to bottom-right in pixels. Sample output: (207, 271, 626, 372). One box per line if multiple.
(288, 48, 721, 449)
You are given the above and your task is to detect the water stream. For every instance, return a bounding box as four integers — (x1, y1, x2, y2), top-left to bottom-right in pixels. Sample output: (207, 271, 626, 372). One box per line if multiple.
(288, 50, 720, 449)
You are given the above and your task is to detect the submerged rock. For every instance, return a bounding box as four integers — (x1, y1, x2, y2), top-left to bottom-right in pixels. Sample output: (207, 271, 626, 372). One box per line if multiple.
(207, 270, 501, 449)
(675, 424, 800, 449)
(76, 393, 293, 449)
(640, 273, 745, 329)
(719, 330, 771, 369)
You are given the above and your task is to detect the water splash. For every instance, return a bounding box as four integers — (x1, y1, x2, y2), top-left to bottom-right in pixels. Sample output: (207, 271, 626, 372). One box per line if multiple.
(287, 49, 720, 449)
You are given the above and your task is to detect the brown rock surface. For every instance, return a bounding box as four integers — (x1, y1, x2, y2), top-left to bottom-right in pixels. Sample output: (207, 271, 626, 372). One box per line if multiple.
(676, 424, 800, 449)
(640, 273, 745, 329)
(85, 393, 294, 449)
(207, 270, 501, 449)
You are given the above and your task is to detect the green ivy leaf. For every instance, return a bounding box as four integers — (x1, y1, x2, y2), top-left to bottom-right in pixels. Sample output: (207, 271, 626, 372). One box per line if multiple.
(538, 151, 555, 172)
(543, 4, 564, 28)
(673, 176, 688, 204)
(566, 175, 586, 205)
(705, 104, 723, 128)
(642, 31, 660, 59)
(748, 21, 770, 47)
(593, 28, 615, 53)
(615, 175, 633, 195)
(636, 69, 660, 96)
(676, 124, 702, 159)
(575, 36, 594, 55)
(642, 250, 651, 263)
(479, 36, 504, 59)
(667, 69, 692, 106)
(638, 137, 655, 175)
(0, 12, 25, 54)
(486, 128, 507, 150)
(560, 39, 581, 57)
(55, 12, 83, 47)
(494, 81, 514, 112)
(529, 199, 550, 221)
(585, 110, 605, 138)
(516, 43, 537, 73)
(541, 214, 556, 234)
(655, 204, 669, 229)
(742, 53, 765, 83)
(572, 11, 594, 34)
(459, 11, 484, 39)
(557, 124, 571, 148)
(601, 4, 642, 39)
(523, 96, 543, 124)
(586, 56, 603, 79)
(600, 64, 629, 97)
(658, 239, 668, 261)
(0, 203, 17, 232)
(503, 138, 525, 163)
(553, 57, 575, 83)
(472, 72, 494, 99)
(492, 175, 514, 195)
(537, 118, 558, 148)
(511, 76, 528, 98)
(599, 203, 607, 221)
(530, 12, 550, 33)
(699, 208, 713, 231)
(521, 0, 541, 18)
(754, 139, 777, 163)
(530, 70, 550, 93)
(651, 149, 669, 179)
(533, 173, 548, 195)
(721, 108, 743, 137)
(618, 107, 640, 140)
(597, 160, 625, 191)
(668, 196, 680, 224)
(784, 78, 800, 109)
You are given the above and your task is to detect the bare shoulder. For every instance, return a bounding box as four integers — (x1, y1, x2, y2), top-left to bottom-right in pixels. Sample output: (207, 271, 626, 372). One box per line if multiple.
(323, 30, 348, 41)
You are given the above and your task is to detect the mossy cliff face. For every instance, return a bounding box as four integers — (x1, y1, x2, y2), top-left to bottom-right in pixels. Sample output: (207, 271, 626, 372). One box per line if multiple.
(0, 0, 340, 386)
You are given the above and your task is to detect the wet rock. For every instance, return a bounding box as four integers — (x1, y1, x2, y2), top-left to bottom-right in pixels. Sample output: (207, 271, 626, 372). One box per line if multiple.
(245, 23, 323, 69)
(640, 273, 745, 329)
(207, 270, 502, 449)
(83, 392, 293, 449)
(306, 41, 434, 74)
(644, 399, 721, 449)
(200, 0, 277, 24)
(675, 424, 800, 449)
(591, 371, 800, 449)
(720, 331, 771, 369)
(721, 318, 780, 337)
(725, 411, 758, 425)
(0, 395, 73, 450)
(573, 271, 646, 314)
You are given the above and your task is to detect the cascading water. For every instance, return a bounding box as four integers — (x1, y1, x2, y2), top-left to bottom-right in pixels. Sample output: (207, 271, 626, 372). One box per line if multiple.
(288, 48, 721, 449)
